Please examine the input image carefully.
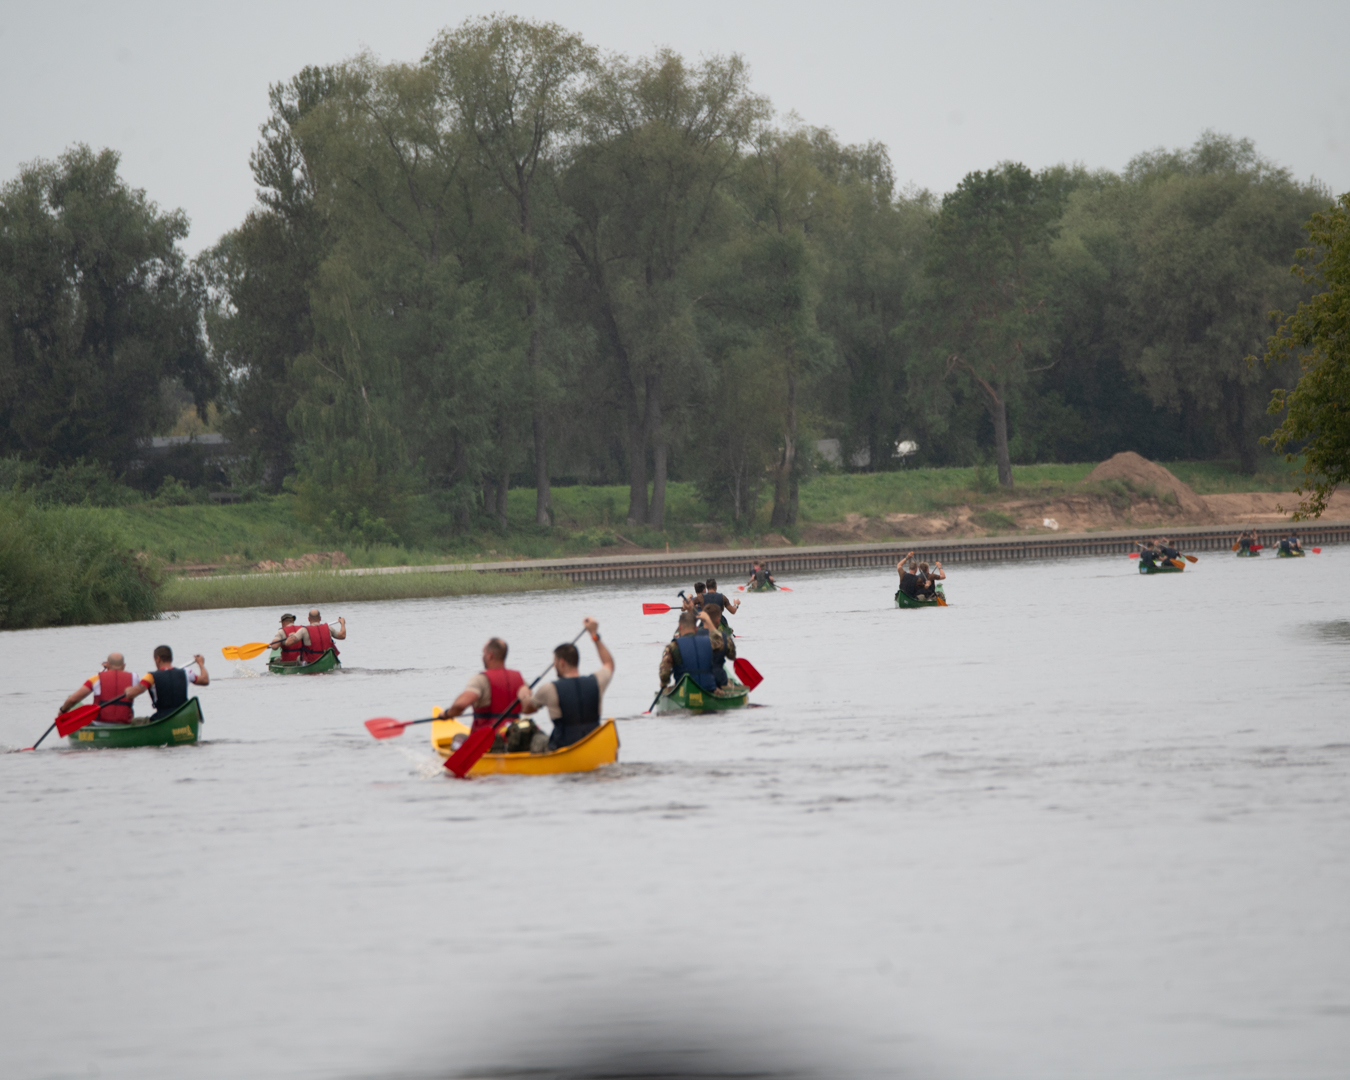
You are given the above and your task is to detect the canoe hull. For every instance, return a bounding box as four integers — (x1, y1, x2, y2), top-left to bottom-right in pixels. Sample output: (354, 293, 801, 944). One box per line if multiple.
(67, 698, 202, 748)
(430, 718, 619, 775)
(1276, 550, 1306, 558)
(895, 583, 947, 608)
(745, 583, 778, 593)
(1235, 549, 1261, 557)
(656, 674, 748, 712)
(268, 648, 341, 675)
(1139, 562, 1184, 574)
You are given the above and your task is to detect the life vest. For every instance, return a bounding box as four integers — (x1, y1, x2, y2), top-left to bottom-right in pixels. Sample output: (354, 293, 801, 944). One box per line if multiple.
(473, 668, 525, 730)
(302, 622, 339, 663)
(754, 568, 771, 587)
(279, 627, 303, 663)
(1239, 537, 1252, 550)
(899, 571, 923, 598)
(94, 670, 134, 723)
(674, 634, 717, 693)
(148, 668, 189, 719)
(549, 674, 600, 750)
(701, 628, 729, 687)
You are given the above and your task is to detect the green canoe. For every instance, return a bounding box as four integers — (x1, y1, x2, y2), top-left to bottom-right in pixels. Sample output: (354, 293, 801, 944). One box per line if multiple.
(745, 583, 778, 593)
(267, 647, 341, 675)
(1235, 548, 1261, 557)
(656, 674, 749, 712)
(1276, 549, 1306, 558)
(895, 583, 947, 608)
(67, 698, 203, 748)
(1139, 561, 1184, 574)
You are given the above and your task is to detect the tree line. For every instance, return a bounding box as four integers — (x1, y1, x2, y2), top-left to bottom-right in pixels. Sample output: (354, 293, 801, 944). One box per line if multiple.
(0, 16, 1337, 541)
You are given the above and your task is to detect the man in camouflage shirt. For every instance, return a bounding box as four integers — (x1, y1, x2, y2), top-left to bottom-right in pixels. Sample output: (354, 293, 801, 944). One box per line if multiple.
(659, 609, 724, 687)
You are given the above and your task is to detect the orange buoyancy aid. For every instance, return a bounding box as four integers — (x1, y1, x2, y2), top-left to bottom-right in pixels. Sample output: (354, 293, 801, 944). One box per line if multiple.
(472, 667, 525, 730)
(302, 622, 338, 663)
(279, 627, 303, 663)
(95, 670, 134, 723)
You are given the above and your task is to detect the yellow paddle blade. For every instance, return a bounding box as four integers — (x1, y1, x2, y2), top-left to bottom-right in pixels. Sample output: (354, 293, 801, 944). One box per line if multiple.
(223, 642, 270, 661)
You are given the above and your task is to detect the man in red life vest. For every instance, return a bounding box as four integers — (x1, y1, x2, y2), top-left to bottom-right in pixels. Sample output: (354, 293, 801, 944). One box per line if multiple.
(59, 652, 136, 723)
(290, 609, 346, 664)
(436, 637, 524, 731)
(269, 614, 305, 664)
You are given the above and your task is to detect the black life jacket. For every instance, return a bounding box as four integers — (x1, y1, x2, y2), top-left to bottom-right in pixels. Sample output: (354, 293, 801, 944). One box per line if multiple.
(549, 674, 600, 751)
(674, 634, 717, 693)
(1239, 536, 1252, 550)
(1159, 545, 1179, 559)
(149, 668, 188, 719)
(753, 568, 770, 587)
(1140, 549, 1159, 565)
(899, 571, 923, 597)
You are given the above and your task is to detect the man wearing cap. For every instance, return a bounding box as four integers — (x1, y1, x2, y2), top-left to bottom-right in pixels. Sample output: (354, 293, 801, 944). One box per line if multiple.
(58, 652, 136, 724)
(270, 614, 304, 665)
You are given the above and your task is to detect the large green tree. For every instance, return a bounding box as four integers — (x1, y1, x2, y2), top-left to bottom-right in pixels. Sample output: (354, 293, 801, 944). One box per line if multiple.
(1261, 192, 1350, 516)
(0, 145, 212, 472)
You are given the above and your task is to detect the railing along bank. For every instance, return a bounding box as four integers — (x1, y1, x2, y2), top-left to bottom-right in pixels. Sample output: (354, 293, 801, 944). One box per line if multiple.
(342, 520, 1350, 584)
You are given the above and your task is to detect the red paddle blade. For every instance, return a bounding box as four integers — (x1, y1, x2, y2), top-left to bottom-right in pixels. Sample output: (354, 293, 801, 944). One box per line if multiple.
(55, 703, 103, 738)
(736, 585, 746, 591)
(733, 657, 764, 690)
(778, 586, 792, 592)
(1128, 553, 1140, 558)
(1313, 547, 1322, 553)
(364, 717, 410, 739)
(642, 603, 672, 615)
(445, 722, 497, 778)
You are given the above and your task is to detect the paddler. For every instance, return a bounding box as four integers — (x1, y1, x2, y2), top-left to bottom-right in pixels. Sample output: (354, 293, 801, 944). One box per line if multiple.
(122, 645, 209, 720)
(269, 613, 304, 665)
(746, 562, 776, 590)
(659, 610, 721, 694)
(1157, 537, 1184, 567)
(897, 552, 925, 598)
(918, 560, 945, 599)
(701, 578, 740, 619)
(1279, 530, 1303, 555)
(701, 603, 735, 686)
(1135, 539, 1160, 568)
(1234, 529, 1256, 553)
(58, 652, 135, 724)
(516, 618, 615, 750)
(436, 638, 525, 731)
(691, 581, 707, 612)
(291, 608, 345, 664)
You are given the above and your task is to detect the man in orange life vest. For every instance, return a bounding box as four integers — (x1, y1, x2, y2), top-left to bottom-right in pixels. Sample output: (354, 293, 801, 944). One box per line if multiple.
(436, 637, 524, 731)
(285, 609, 346, 664)
(269, 613, 305, 665)
(122, 645, 210, 720)
(59, 652, 136, 723)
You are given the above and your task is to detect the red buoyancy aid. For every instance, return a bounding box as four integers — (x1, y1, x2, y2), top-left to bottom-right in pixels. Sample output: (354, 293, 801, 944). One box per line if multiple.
(280, 627, 303, 663)
(472, 668, 525, 730)
(95, 670, 134, 723)
(302, 622, 338, 663)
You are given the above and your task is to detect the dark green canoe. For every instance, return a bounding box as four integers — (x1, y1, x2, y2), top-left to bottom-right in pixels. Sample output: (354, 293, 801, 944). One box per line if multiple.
(1235, 549, 1261, 557)
(895, 583, 947, 608)
(1276, 549, 1306, 558)
(745, 583, 779, 593)
(267, 648, 341, 675)
(1139, 561, 1184, 574)
(656, 674, 748, 712)
(67, 698, 202, 748)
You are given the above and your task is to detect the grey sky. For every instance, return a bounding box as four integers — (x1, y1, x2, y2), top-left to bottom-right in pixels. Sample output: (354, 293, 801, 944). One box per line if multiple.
(4, 0, 1347, 255)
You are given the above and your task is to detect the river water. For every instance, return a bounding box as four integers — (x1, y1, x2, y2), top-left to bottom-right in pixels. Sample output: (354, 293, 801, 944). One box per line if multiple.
(2, 551, 1348, 1080)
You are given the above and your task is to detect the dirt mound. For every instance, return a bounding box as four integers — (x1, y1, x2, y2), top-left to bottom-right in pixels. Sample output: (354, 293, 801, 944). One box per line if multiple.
(1084, 452, 1212, 521)
(254, 551, 351, 573)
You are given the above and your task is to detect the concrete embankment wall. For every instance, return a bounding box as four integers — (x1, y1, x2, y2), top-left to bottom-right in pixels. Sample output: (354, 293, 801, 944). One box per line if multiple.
(342, 521, 1350, 584)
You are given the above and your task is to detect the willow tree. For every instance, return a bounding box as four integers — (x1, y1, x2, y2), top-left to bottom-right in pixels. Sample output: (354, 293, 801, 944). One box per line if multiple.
(425, 16, 596, 526)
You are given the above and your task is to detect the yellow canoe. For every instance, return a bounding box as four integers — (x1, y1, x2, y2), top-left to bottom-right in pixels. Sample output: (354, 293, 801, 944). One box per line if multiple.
(429, 717, 619, 776)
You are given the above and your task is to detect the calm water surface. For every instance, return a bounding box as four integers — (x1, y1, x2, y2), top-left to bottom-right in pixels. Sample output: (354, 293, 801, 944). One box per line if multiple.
(2, 552, 1348, 1079)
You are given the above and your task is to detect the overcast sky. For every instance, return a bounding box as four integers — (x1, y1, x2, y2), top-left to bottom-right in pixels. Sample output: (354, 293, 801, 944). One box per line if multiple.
(4, 0, 1347, 255)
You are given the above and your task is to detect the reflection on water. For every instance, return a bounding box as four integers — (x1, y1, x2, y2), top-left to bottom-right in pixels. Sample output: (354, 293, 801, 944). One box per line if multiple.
(1, 552, 1349, 1079)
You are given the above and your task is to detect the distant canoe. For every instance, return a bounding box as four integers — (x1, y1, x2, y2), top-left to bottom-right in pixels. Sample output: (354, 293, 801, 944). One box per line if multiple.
(1235, 549, 1261, 557)
(895, 583, 947, 608)
(1139, 561, 1184, 574)
(1276, 549, 1306, 558)
(745, 582, 779, 592)
(656, 674, 748, 712)
(430, 717, 619, 775)
(67, 698, 202, 748)
(268, 648, 340, 675)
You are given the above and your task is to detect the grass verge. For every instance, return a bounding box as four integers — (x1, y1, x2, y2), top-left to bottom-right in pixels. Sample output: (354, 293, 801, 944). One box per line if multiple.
(160, 570, 570, 612)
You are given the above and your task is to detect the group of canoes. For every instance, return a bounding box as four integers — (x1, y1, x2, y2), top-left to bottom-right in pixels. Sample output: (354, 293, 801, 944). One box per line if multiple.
(1233, 529, 1307, 558)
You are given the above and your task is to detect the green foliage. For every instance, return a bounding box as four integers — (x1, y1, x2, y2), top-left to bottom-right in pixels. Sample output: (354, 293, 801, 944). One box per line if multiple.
(1261, 193, 1350, 517)
(0, 494, 160, 629)
(0, 145, 214, 472)
(0, 456, 142, 507)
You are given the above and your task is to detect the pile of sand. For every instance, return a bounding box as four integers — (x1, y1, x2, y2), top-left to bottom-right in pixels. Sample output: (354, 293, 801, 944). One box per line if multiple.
(1084, 452, 1212, 521)
(254, 551, 352, 573)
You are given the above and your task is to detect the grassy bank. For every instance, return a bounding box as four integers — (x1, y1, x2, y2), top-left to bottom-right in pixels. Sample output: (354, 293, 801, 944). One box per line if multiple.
(90, 457, 1306, 571)
(160, 569, 570, 612)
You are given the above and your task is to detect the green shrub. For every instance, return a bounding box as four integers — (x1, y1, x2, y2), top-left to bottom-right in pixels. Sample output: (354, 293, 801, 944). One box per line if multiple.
(0, 494, 161, 629)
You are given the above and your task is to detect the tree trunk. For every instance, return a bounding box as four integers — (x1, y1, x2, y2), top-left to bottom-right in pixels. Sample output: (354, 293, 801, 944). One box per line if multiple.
(647, 372, 666, 530)
(991, 391, 1013, 489)
(770, 368, 798, 528)
(1233, 383, 1257, 475)
(495, 462, 510, 530)
(623, 363, 647, 526)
